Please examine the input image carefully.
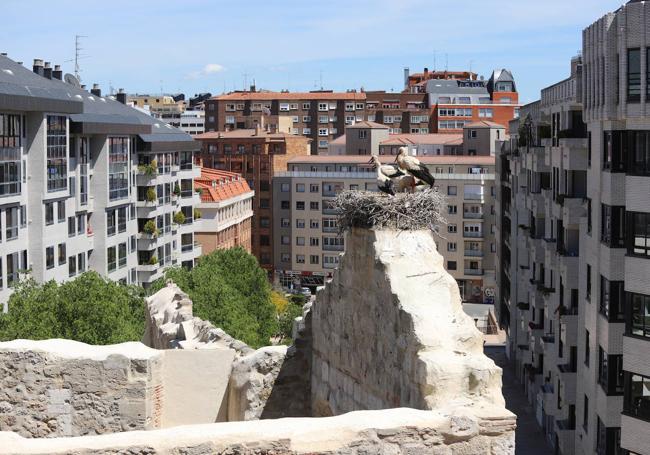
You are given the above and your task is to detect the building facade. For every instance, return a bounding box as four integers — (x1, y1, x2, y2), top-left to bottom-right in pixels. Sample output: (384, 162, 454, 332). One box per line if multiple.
(273, 155, 496, 300)
(0, 55, 201, 310)
(195, 168, 254, 254)
(495, 56, 588, 454)
(195, 128, 310, 273)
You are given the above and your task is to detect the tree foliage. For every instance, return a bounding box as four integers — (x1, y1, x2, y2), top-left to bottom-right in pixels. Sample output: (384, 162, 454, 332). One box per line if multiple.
(151, 247, 277, 348)
(276, 294, 306, 344)
(0, 272, 145, 344)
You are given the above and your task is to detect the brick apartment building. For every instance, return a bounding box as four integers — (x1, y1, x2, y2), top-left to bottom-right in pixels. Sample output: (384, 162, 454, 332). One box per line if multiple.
(203, 91, 366, 155)
(194, 168, 254, 254)
(194, 128, 310, 273)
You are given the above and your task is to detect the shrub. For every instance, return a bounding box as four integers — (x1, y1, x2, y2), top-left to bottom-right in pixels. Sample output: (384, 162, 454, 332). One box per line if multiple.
(173, 211, 186, 225)
(145, 187, 157, 203)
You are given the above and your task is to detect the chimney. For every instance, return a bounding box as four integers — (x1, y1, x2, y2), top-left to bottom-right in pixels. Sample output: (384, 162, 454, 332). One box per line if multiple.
(116, 88, 127, 104)
(43, 62, 52, 80)
(250, 83, 256, 92)
(259, 115, 266, 132)
(52, 65, 62, 80)
(90, 83, 101, 97)
(32, 59, 44, 77)
(404, 67, 410, 90)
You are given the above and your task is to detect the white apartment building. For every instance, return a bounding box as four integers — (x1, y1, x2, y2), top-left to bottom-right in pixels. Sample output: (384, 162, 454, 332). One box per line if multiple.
(0, 55, 201, 310)
(495, 56, 587, 455)
(497, 3, 650, 453)
(167, 109, 205, 136)
(273, 155, 497, 301)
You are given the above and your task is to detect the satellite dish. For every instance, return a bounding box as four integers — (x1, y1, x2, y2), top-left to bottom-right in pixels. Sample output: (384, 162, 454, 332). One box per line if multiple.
(64, 73, 81, 88)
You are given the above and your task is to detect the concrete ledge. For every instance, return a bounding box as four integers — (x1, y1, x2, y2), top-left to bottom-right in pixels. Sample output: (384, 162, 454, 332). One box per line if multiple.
(0, 406, 516, 455)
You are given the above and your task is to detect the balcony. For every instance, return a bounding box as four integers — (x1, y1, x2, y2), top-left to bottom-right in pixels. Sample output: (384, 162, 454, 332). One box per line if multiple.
(323, 244, 344, 252)
(463, 231, 484, 239)
(463, 212, 484, 219)
(464, 268, 484, 276)
(464, 193, 483, 201)
(464, 250, 484, 257)
(322, 226, 338, 233)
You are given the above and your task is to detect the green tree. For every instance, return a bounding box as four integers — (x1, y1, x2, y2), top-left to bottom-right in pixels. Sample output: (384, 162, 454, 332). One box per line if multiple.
(0, 272, 145, 344)
(151, 247, 277, 348)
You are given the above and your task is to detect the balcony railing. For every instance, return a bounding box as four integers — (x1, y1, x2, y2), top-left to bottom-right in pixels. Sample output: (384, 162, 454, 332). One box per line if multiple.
(464, 193, 483, 201)
(322, 226, 338, 233)
(463, 212, 484, 219)
(464, 268, 484, 276)
(0, 181, 20, 197)
(323, 244, 344, 251)
(463, 231, 483, 238)
(464, 250, 484, 257)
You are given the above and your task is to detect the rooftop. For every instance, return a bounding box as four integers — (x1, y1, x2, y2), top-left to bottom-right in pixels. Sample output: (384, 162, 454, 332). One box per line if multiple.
(195, 129, 308, 141)
(288, 154, 494, 165)
(195, 167, 253, 203)
(213, 91, 366, 101)
(345, 121, 389, 129)
(465, 121, 506, 129)
(381, 133, 463, 146)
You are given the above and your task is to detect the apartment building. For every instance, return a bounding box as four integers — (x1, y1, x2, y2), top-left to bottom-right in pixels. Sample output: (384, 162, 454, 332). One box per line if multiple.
(167, 109, 205, 136)
(273, 155, 496, 300)
(128, 93, 186, 119)
(203, 91, 367, 154)
(364, 91, 432, 134)
(495, 56, 588, 454)
(194, 128, 310, 273)
(404, 68, 479, 92)
(378, 133, 463, 156)
(427, 69, 519, 134)
(0, 55, 201, 309)
(195, 168, 254, 254)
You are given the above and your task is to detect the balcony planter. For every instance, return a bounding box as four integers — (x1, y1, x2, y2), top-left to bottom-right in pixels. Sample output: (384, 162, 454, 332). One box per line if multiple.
(173, 212, 186, 225)
(149, 256, 158, 265)
(173, 184, 181, 198)
(193, 208, 202, 220)
(143, 220, 159, 238)
(138, 160, 158, 176)
(145, 187, 157, 203)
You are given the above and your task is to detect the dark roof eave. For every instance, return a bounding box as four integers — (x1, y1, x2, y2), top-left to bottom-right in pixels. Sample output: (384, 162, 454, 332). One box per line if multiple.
(138, 134, 198, 152)
(70, 121, 151, 135)
(0, 93, 82, 114)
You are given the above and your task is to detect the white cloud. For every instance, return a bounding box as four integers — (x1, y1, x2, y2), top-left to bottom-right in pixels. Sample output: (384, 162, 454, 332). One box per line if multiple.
(187, 63, 225, 79)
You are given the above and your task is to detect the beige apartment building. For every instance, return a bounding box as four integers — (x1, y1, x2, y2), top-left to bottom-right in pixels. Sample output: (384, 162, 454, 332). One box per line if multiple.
(273, 155, 496, 302)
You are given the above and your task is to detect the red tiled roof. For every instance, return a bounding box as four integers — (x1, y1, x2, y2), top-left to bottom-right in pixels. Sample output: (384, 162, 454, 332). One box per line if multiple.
(287, 155, 494, 165)
(213, 91, 366, 101)
(345, 121, 389, 129)
(194, 129, 308, 141)
(195, 167, 253, 203)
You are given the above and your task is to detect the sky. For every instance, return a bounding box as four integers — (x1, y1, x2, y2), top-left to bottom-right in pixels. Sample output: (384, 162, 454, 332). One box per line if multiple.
(1, 0, 624, 104)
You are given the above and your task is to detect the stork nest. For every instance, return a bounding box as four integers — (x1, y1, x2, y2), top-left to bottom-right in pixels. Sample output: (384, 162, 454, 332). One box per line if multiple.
(333, 189, 446, 232)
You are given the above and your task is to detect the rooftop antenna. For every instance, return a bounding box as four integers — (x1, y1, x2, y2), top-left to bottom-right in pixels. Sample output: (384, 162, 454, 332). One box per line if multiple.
(319, 70, 323, 90)
(445, 54, 448, 72)
(243, 72, 249, 91)
(433, 50, 436, 71)
(160, 80, 163, 94)
(64, 35, 89, 83)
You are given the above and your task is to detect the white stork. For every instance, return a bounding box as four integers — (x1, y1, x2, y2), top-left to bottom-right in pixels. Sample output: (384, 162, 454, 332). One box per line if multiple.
(395, 147, 435, 188)
(368, 155, 402, 195)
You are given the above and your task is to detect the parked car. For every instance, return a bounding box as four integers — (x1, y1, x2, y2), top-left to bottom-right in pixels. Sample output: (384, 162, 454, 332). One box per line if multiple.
(299, 287, 312, 297)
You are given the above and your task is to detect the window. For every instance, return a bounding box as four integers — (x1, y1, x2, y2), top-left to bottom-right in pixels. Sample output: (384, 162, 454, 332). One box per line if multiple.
(4, 206, 17, 240)
(318, 103, 327, 111)
(281, 218, 290, 228)
(603, 131, 626, 172)
(310, 219, 319, 229)
(281, 253, 290, 263)
(468, 130, 477, 139)
(448, 224, 457, 233)
(281, 201, 290, 210)
(58, 243, 66, 265)
(447, 186, 457, 196)
(310, 255, 319, 264)
(303, 102, 311, 110)
(447, 261, 457, 270)
(296, 237, 305, 246)
(296, 219, 305, 228)
(356, 103, 364, 110)
(57, 201, 65, 223)
(627, 211, 650, 257)
(260, 235, 270, 246)
(46, 246, 54, 269)
(587, 264, 592, 301)
(447, 242, 457, 252)
(108, 138, 129, 201)
(296, 201, 305, 210)
(599, 276, 624, 321)
(67, 216, 75, 237)
(310, 201, 319, 210)
(107, 210, 116, 236)
(585, 329, 590, 366)
(628, 48, 641, 102)
(296, 183, 305, 192)
(310, 237, 319, 246)
(46, 116, 67, 192)
(625, 373, 650, 421)
(310, 184, 319, 193)
(601, 204, 625, 248)
(478, 108, 493, 118)
(281, 235, 290, 245)
(583, 395, 589, 432)
(77, 214, 85, 235)
(259, 217, 270, 228)
(358, 130, 367, 139)
(117, 207, 126, 232)
(318, 128, 328, 136)
(587, 198, 592, 235)
(598, 347, 623, 395)
(280, 183, 290, 192)
(296, 254, 305, 264)
(448, 205, 457, 214)
(107, 246, 116, 272)
(68, 255, 76, 277)
(596, 417, 621, 455)
(45, 202, 54, 225)
(627, 291, 650, 339)
(318, 140, 328, 148)
(259, 199, 269, 209)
